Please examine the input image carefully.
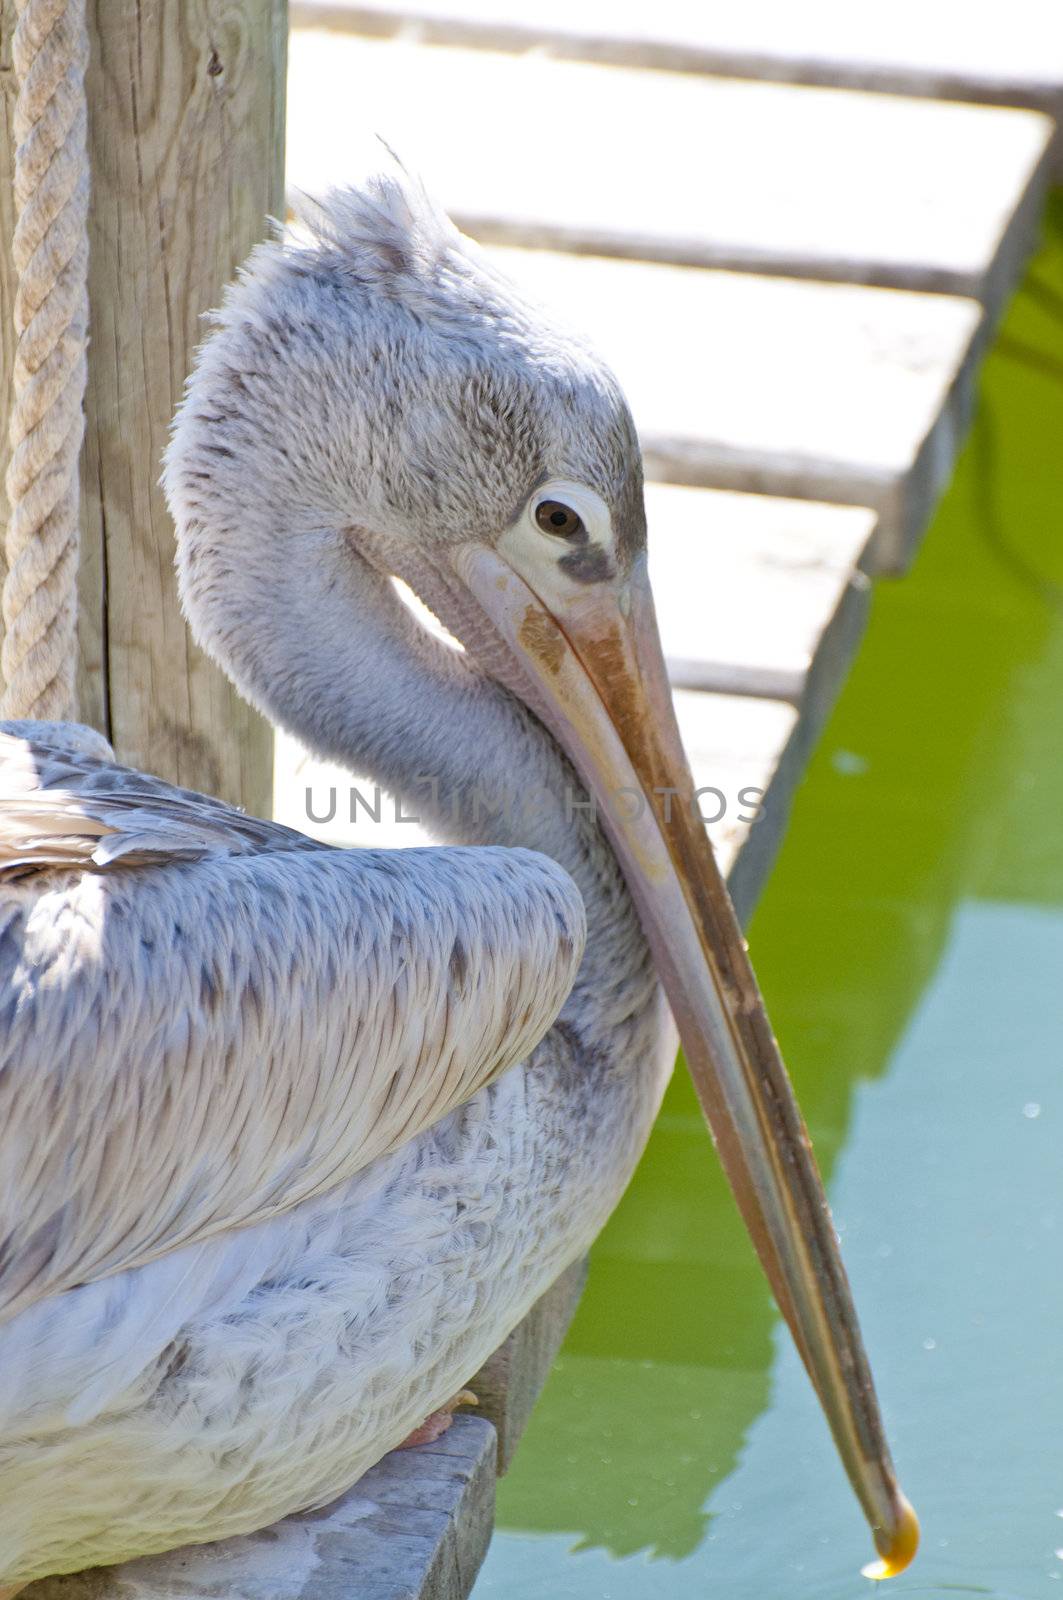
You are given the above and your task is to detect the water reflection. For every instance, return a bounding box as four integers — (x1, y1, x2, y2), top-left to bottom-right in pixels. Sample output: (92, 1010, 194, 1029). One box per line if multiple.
(700, 901, 1063, 1599)
(489, 1083, 777, 1561)
(479, 908, 1063, 1598)
(474, 197, 1063, 1597)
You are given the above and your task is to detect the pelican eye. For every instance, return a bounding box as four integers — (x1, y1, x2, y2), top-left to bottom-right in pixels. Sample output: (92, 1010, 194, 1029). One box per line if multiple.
(534, 500, 585, 540)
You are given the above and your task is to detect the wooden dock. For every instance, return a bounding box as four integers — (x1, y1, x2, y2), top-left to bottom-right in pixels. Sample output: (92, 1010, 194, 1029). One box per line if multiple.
(28, 4, 1061, 1599)
(290, 0, 1063, 168)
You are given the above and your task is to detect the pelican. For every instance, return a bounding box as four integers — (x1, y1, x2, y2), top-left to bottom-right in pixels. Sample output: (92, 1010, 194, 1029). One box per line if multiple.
(0, 164, 917, 1590)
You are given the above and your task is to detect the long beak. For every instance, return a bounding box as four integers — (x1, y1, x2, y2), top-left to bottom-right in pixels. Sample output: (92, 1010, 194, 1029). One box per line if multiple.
(451, 543, 918, 1579)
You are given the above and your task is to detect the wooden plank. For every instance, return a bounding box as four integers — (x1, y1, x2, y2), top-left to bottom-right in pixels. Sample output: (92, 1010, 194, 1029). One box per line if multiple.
(69, 0, 285, 812)
(480, 248, 981, 572)
(645, 485, 875, 703)
(27, 1417, 498, 1600)
(287, 30, 1053, 317)
(289, 0, 1063, 169)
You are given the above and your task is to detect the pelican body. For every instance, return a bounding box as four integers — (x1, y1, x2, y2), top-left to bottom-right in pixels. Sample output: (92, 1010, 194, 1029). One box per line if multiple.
(0, 169, 915, 1585)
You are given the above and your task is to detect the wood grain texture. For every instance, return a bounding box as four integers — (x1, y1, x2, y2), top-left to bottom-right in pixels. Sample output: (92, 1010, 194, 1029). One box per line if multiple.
(76, 0, 285, 809)
(0, 0, 18, 609)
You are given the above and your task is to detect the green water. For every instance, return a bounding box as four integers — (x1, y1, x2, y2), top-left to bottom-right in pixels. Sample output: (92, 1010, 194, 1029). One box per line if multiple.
(473, 198, 1063, 1599)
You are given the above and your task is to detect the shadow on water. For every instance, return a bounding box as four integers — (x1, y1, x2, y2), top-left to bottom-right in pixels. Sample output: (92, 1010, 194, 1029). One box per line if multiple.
(474, 193, 1063, 1595)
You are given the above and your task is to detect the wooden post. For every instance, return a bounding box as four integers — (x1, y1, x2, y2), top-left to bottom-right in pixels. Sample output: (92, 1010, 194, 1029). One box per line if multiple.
(0, 1, 17, 622)
(1, 0, 286, 811)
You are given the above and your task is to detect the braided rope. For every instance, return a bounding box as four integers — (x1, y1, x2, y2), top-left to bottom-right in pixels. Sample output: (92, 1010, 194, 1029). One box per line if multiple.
(1, 0, 89, 720)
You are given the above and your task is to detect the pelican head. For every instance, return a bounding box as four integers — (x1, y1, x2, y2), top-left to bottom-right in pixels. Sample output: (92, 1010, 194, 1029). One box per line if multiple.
(166, 160, 916, 1577)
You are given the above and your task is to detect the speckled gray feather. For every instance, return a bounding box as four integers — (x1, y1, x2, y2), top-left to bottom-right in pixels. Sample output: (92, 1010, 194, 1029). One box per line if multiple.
(0, 725, 585, 1325)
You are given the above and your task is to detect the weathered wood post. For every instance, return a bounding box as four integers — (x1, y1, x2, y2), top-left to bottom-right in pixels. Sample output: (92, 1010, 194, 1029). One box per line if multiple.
(1, 0, 286, 811)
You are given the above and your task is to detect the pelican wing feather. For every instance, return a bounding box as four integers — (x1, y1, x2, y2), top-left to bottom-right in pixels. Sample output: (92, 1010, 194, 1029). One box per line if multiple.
(0, 723, 322, 877)
(0, 727, 586, 1324)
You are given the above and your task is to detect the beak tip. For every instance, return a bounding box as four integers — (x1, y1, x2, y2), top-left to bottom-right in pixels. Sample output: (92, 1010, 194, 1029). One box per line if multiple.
(860, 1493, 920, 1581)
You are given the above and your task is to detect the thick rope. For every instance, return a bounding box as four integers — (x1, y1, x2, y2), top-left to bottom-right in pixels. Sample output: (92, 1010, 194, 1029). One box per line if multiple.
(1, 0, 89, 720)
